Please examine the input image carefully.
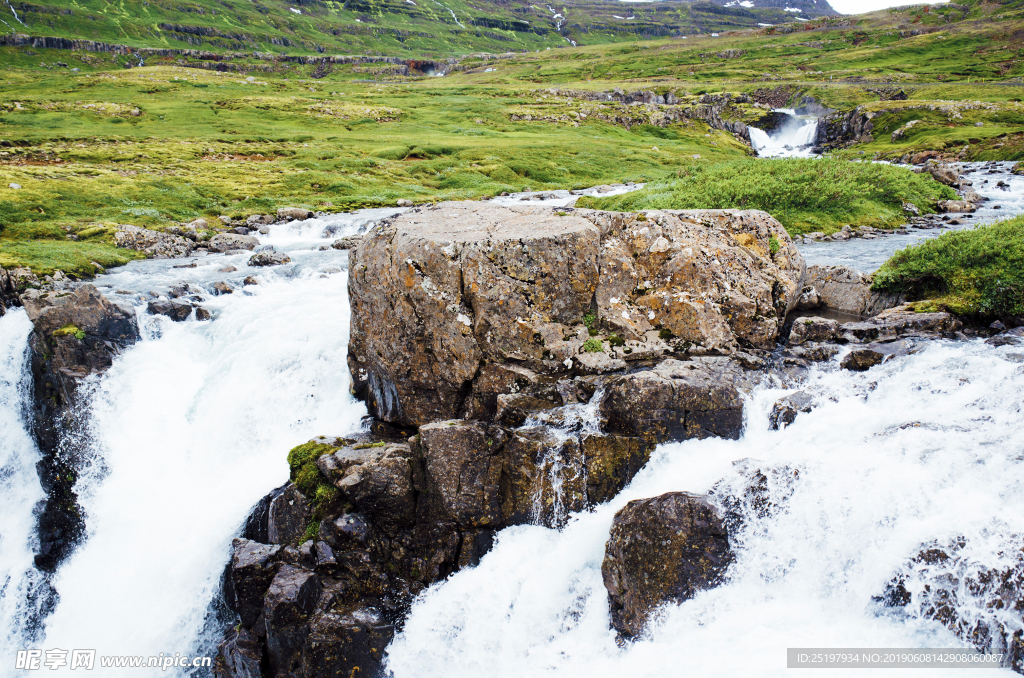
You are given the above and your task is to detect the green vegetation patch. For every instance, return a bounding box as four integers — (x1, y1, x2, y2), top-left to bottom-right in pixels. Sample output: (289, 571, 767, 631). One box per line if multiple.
(577, 158, 957, 235)
(286, 441, 343, 522)
(872, 216, 1024, 320)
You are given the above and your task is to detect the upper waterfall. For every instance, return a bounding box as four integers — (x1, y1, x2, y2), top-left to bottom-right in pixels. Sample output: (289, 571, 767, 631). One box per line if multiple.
(749, 109, 819, 158)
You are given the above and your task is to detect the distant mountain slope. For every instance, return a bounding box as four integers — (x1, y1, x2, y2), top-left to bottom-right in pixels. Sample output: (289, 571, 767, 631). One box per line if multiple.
(0, 0, 838, 56)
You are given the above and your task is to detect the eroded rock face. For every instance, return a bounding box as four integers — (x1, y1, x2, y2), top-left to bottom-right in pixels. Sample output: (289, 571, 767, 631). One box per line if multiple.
(348, 202, 804, 426)
(602, 492, 732, 637)
(264, 565, 322, 676)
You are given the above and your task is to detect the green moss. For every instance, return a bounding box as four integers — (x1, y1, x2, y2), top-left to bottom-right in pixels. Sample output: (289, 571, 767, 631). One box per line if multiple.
(659, 328, 674, 341)
(52, 324, 86, 340)
(608, 334, 625, 347)
(286, 440, 342, 520)
(872, 215, 1024, 319)
(769, 235, 781, 256)
(300, 521, 320, 545)
(582, 337, 604, 353)
(582, 310, 597, 330)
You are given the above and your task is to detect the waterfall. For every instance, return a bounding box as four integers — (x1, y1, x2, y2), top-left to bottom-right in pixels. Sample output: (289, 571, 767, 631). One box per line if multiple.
(749, 109, 819, 158)
(0, 310, 48, 669)
(386, 339, 1024, 676)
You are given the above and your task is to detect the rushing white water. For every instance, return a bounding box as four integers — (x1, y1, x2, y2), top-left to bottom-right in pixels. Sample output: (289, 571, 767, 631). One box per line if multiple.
(0, 310, 47, 669)
(749, 109, 819, 158)
(387, 340, 1024, 677)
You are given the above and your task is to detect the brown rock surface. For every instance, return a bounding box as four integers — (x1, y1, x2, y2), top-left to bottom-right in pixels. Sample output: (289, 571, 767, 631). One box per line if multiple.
(348, 202, 804, 426)
(802, 265, 903, 317)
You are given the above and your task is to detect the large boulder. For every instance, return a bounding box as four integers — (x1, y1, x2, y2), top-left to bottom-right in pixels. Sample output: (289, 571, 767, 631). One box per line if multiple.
(114, 224, 195, 258)
(801, 265, 903, 317)
(348, 202, 804, 426)
(227, 538, 282, 628)
(317, 442, 417, 533)
(602, 492, 732, 637)
(600, 358, 761, 443)
(839, 304, 962, 343)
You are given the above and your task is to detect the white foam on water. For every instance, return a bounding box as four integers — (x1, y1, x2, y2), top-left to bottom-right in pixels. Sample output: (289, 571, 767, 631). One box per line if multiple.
(749, 109, 819, 158)
(0, 309, 47, 669)
(387, 339, 1024, 677)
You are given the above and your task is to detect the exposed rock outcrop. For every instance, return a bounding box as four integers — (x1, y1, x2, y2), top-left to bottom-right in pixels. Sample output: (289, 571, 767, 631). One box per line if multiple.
(602, 492, 732, 637)
(114, 224, 196, 258)
(348, 202, 804, 428)
(798, 265, 903, 317)
(209, 233, 260, 253)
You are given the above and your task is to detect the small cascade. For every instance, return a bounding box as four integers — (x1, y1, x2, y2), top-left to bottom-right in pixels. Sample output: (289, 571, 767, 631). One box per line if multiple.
(749, 108, 819, 158)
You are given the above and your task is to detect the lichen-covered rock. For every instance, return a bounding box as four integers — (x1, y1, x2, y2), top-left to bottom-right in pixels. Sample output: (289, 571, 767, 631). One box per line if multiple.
(348, 202, 803, 426)
(249, 251, 292, 267)
(802, 265, 903, 317)
(600, 358, 761, 444)
(581, 433, 654, 505)
(278, 207, 314, 221)
(419, 421, 503, 528)
(114, 224, 195, 258)
(602, 492, 732, 637)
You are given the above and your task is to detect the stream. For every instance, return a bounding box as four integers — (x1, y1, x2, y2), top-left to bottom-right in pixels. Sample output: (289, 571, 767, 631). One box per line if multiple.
(0, 181, 1022, 676)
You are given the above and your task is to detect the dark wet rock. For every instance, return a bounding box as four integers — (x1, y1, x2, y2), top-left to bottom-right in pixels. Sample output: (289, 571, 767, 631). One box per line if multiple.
(769, 391, 814, 430)
(208, 233, 260, 253)
(494, 392, 559, 427)
(501, 427, 585, 527)
(788, 316, 840, 346)
(195, 307, 212, 321)
(213, 626, 263, 678)
(243, 276, 259, 286)
(228, 538, 282, 628)
(317, 442, 417, 533)
(248, 251, 292, 267)
(600, 358, 760, 444)
(602, 492, 732, 638)
(787, 342, 840, 363)
(212, 281, 233, 295)
(882, 537, 1024, 673)
(264, 565, 321, 677)
(318, 513, 373, 552)
(581, 433, 654, 505)
(986, 327, 1024, 347)
(268, 484, 312, 546)
(419, 421, 503, 528)
(301, 607, 394, 678)
(147, 298, 193, 321)
(841, 348, 884, 371)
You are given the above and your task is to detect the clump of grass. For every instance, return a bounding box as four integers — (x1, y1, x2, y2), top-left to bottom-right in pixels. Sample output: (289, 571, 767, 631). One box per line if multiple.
(577, 158, 957, 236)
(287, 441, 343, 520)
(52, 324, 86, 340)
(582, 337, 604, 353)
(872, 216, 1024, 319)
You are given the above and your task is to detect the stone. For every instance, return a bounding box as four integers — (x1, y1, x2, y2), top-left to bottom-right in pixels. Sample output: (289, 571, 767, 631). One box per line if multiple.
(768, 391, 814, 430)
(396, 199, 414, 207)
(882, 536, 1024, 673)
(331, 236, 362, 250)
(787, 316, 840, 346)
(219, 215, 233, 225)
(986, 327, 1024, 347)
(316, 443, 416, 533)
(268, 484, 312, 546)
(248, 251, 292, 267)
(227, 538, 282, 628)
(926, 164, 959, 186)
(189, 218, 209, 229)
(114, 225, 195, 259)
(419, 421, 502, 528)
(581, 433, 654, 505)
(277, 207, 314, 221)
(219, 265, 237, 273)
(348, 203, 804, 427)
(787, 342, 839, 363)
(600, 358, 761, 444)
(263, 565, 321, 677)
(214, 626, 263, 678)
(8, 182, 21, 189)
(195, 307, 212, 321)
(500, 427, 585, 527)
(243, 276, 259, 286)
(841, 348, 884, 371)
(804, 265, 903, 317)
(839, 304, 962, 343)
(212, 281, 233, 295)
(147, 299, 192, 322)
(208, 233, 260, 253)
(301, 608, 395, 678)
(938, 200, 976, 213)
(602, 492, 732, 637)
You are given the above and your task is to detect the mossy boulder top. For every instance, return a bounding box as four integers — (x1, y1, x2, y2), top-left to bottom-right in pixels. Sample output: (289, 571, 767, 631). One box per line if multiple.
(348, 201, 805, 427)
